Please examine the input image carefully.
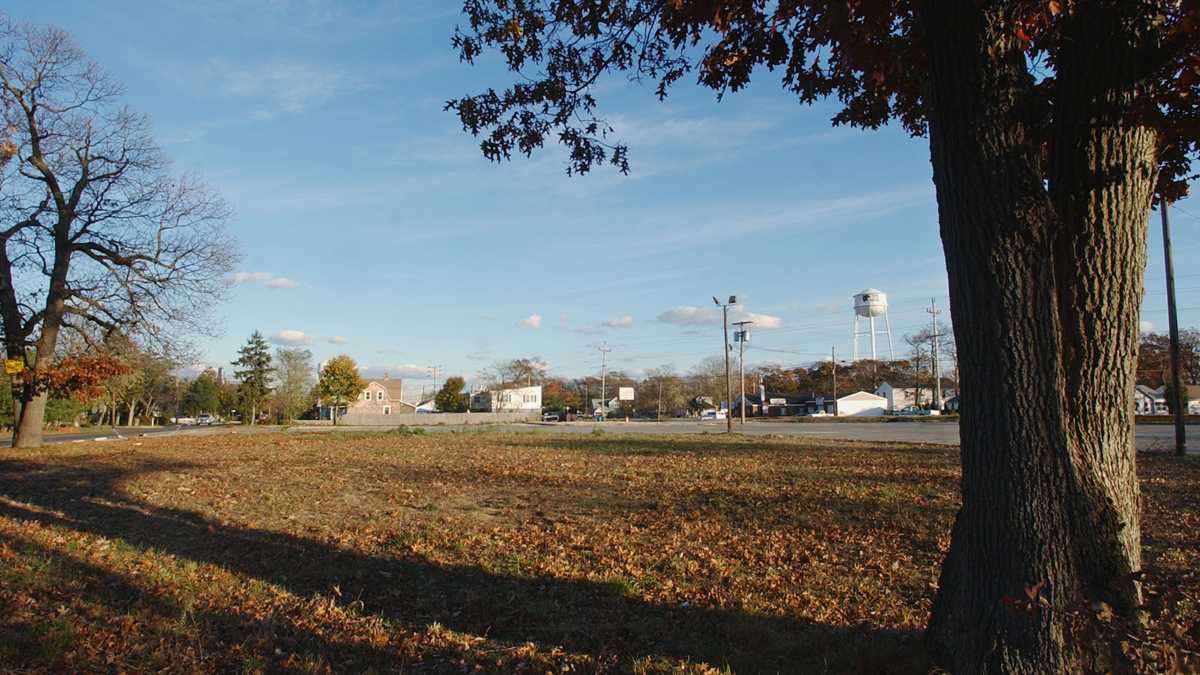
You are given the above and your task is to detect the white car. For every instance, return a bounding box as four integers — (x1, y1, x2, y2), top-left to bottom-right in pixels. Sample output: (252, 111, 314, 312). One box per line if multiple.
(196, 413, 215, 425)
(896, 406, 931, 417)
(700, 409, 727, 420)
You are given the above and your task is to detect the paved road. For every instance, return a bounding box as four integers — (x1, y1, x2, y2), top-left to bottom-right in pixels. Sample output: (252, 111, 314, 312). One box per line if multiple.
(536, 419, 1200, 452)
(0, 424, 198, 448)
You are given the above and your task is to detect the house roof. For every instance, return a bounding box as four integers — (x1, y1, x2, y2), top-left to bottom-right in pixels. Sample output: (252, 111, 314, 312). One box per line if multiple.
(368, 377, 406, 403)
(838, 390, 886, 402)
(1135, 384, 1165, 399)
(763, 392, 819, 405)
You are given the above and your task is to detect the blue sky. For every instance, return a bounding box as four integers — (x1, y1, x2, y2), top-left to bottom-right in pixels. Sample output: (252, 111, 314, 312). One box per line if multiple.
(10, 1, 1200, 394)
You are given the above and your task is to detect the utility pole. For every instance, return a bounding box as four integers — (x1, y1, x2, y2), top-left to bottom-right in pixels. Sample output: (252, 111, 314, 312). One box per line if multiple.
(714, 296, 737, 433)
(428, 365, 442, 394)
(1162, 198, 1186, 456)
(598, 342, 611, 421)
(657, 377, 663, 421)
(733, 320, 753, 424)
(928, 299, 943, 412)
(831, 346, 838, 416)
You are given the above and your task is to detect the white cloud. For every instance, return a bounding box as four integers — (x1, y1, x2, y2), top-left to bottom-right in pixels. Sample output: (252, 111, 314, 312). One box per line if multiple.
(657, 306, 721, 326)
(328, 335, 348, 345)
(270, 329, 313, 346)
(602, 315, 634, 329)
(176, 362, 212, 379)
(232, 271, 300, 289)
(232, 271, 272, 283)
(519, 314, 543, 329)
(657, 305, 782, 329)
(737, 310, 783, 329)
(465, 351, 492, 361)
(1139, 320, 1156, 333)
(265, 277, 299, 289)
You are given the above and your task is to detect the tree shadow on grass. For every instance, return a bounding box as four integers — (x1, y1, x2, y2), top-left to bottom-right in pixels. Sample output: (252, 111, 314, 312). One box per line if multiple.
(0, 530, 430, 672)
(0, 457, 926, 673)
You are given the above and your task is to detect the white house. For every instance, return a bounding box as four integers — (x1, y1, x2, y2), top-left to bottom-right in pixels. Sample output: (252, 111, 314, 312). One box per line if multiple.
(876, 381, 919, 413)
(471, 385, 542, 412)
(836, 391, 888, 417)
(876, 381, 955, 412)
(1133, 385, 1167, 415)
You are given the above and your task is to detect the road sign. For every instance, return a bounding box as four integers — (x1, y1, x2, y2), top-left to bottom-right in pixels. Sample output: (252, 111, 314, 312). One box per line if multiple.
(4, 359, 23, 375)
(618, 387, 635, 401)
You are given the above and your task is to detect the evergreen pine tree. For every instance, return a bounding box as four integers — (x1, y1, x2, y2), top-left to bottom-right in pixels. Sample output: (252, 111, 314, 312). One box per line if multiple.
(232, 331, 273, 425)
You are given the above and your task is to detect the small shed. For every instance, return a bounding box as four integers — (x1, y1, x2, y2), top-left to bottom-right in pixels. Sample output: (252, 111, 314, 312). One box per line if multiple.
(836, 391, 888, 417)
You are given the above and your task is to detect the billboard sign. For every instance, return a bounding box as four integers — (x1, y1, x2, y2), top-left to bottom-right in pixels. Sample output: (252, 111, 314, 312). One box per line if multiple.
(618, 387, 635, 401)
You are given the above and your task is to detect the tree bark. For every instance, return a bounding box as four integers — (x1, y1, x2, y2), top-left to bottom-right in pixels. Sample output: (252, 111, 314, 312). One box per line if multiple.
(12, 392, 46, 448)
(1047, 5, 1158, 625)
(921, 3, 1152, 672)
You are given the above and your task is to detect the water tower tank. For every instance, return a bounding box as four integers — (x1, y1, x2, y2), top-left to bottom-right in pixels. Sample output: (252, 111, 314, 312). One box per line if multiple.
(854, 289, 888, 317)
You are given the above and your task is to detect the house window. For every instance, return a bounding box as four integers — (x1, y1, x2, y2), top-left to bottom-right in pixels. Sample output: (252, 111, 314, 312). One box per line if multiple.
(377, 391, 384, 401)
(384, 406, 390, 415)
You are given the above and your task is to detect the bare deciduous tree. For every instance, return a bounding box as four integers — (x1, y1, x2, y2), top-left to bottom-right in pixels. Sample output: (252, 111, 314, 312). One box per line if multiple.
(0, 16, 237, 447)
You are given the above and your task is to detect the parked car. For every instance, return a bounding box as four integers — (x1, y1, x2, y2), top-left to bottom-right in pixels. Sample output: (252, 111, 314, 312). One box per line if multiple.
(542, 411, 560, 422)
(808, 410, 831, 417)
(700, 409, 728, 420)
(895, 406, 931, 417)
(196, 413, 214, 425)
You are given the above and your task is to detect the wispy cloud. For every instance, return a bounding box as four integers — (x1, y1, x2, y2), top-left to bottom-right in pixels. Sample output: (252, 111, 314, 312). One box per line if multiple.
(211, 59, 374, 117)
(328, 335, 348, 345)
(519, 314, 543, 329)
(363, 363, 433, 379)
(169, 0, 459, 40)
(602, 315, 634, 329)
(270, 329, 313, 346)
(633, 185, 932, 256)
(232, 271, 300, 289)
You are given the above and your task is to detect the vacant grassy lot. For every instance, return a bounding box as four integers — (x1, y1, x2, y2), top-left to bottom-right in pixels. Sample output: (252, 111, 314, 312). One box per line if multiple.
(0, 430, 1196, 673)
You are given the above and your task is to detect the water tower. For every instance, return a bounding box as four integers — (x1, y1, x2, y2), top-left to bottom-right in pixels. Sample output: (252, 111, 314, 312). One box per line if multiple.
(852, 288, 894, 361)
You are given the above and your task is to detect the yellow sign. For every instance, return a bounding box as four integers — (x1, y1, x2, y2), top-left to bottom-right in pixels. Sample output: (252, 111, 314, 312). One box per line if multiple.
(4, 359, 24, 375)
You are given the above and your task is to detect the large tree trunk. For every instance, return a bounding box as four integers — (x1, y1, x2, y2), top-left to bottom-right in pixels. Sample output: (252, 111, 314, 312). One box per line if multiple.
(12, 391, 46, 449)
(921, 3, 1153, 672)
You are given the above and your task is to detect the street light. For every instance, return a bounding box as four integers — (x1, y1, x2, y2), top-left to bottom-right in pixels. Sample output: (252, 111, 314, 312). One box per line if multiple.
(713, 295, 737, 433)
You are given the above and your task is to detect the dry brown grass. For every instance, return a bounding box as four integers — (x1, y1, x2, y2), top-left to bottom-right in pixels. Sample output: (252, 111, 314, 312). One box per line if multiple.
(0, 429, 1195, 673)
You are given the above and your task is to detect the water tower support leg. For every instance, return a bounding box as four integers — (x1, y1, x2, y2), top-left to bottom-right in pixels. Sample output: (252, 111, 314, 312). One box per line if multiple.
(870, 316, 877, 361)
(884, 311, 894, 362)
(852, 315, 859, 361)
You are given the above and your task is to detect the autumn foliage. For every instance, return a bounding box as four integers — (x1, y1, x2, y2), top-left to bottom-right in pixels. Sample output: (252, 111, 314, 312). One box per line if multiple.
(16, 354, 130, 402)
(449, 0, 1198, 198)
